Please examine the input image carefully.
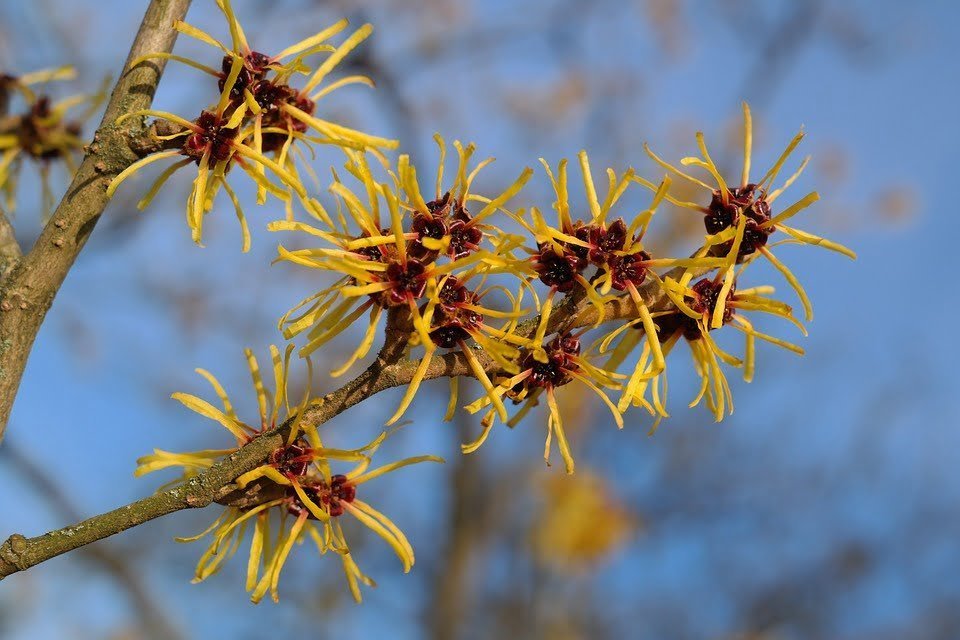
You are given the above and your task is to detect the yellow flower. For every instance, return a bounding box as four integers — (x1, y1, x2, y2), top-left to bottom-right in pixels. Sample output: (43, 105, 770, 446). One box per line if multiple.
(137, 345, 442, 603)
(229, 428, 442, 603)
(269, 153, 447, 371)
(395, 134, 533, 262)
(270, 143, 533, 424)
(0, 66, 105, 217)
(611, 268, 806, 424)
(163, 1, 394, 153)
(638, 102, 855, 321)
(106, 1, 397, 250)
(463, 332, 624, 474)
(531, 470, 637, 573)
(521, 152, 723, 362)
(135, 344, 314, 486)
(418, 270, 530, 428)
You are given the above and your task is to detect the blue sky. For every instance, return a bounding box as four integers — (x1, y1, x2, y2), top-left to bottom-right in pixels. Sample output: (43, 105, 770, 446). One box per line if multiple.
(1, 1, 959, 637)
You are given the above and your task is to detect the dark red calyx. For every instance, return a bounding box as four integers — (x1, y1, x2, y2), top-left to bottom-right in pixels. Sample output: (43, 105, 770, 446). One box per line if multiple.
(287, 474, 357, 519)
(429, 323, 473, 349)
(252, 79, 295, 111)
(437, 277, 469, 312)
(218, 51, 271, 100)
(269, 442, 312, 478)
(587, 218, 629, 264)
(690, 278, 735, 326)
(259, 92, 315, 151)
(385, 259, 427, 305)
(734, 215, 774, 259)
(568, 222, 593, 267)
(651, 280, 736, 341)
(409, 213, 448, 260)
(534, 246, 582, 292)
(354, 244, 385, 262)
(555, 333, 582, 357)
(444, 202, 482, 259)
(706, 184, 774, 261)
(325, 474, 356, 517)
(425, 191, 451, 216)
(528, 359, 567, 388)
(609, 250, 650, 291)
(245, 51, 272, 74)
(429, 306, 483, 349)
(705, 190, 740, 235)
(429, 277, 483, 348)
(447, 218, 483, 260)
(517, 333, 580, 391)
(182, 110, 238, 163)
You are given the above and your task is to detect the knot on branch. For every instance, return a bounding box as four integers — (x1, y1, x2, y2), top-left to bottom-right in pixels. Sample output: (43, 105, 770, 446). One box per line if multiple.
(0, 534, 29, 574)
(182, 478, 216, 509)
(129, 119, 186, 158)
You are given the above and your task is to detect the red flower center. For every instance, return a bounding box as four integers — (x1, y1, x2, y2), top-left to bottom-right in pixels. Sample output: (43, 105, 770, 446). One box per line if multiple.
(517, 334, 581, 391)
(182, 110, 239, 163)
(288, 474, 356, 518)
(384, 260, 428, 305)
(534, 247, 581, 292)
(269, 442, 312, 478)
(705, 184, 774, 261)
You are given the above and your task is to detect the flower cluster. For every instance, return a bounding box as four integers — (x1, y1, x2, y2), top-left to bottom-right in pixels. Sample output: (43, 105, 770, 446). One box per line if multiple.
(270, 142, 534, 426)
(126, 2, 853, 606)
(263, 113, 851, 472)
(107, 0, 397, 250)
(0, 66, 104, 217)
(137, 346, 441, 603)
(601, 104, 854, 425)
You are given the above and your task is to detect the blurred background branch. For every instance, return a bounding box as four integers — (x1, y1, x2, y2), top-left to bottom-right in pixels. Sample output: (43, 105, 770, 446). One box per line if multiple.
(0, 442, 183, 640)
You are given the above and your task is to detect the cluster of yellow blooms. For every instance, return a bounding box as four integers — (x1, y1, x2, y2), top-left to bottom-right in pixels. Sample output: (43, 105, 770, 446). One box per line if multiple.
(136, 346, 441, 603)
(0, 66, 104, 217)
(110, 1, 854, 604)
(107, 2, 396, 250)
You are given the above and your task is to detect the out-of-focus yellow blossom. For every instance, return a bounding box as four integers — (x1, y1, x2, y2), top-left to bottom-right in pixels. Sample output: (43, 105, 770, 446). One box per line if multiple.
(531, 470, 637, 573)
(0, 66, 105, 217)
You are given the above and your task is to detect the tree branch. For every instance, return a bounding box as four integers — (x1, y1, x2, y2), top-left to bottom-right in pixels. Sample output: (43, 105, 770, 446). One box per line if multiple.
(0, 337, 406, 578)
(0, 261, 703, 579)
(0, 0, 192, 442)
(0, 211, 20, 282)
